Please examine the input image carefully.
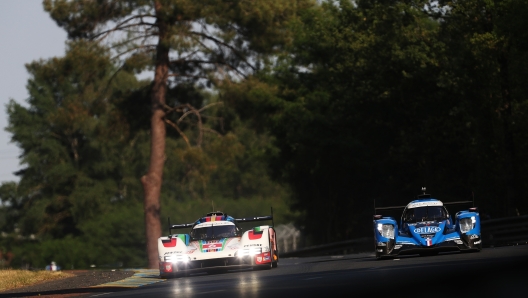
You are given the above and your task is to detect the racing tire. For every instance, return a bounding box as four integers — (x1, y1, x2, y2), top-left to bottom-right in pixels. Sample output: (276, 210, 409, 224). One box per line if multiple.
(271, 236, 278, 268)
(255, 262, 273, 270)
(375, 251, 386, 260)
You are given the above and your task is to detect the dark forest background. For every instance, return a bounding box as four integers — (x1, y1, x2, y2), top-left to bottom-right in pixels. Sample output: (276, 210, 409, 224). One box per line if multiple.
(1, 0, 527, 269)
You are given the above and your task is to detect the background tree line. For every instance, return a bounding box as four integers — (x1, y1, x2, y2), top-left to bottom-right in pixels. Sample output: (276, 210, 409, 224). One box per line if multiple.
(1, 0, 527, 268)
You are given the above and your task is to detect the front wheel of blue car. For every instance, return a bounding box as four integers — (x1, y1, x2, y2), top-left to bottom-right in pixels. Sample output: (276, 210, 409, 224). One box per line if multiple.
(375, 251, 387, 260)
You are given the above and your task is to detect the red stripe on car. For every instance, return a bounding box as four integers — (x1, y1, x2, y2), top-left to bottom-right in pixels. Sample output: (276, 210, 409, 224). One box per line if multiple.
(162, 238, 177, 247)
(248, 231, 263, 240)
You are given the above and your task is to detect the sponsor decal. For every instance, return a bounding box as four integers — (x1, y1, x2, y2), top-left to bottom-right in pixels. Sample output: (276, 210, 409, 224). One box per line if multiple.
(474, 240, 481, 245)
(394, 245, 402, 249)
(194, 221, 234, 229)
(201, 239, 226, 253)
(469, 234, 479, 239)
(244, 244, 262, 247)
(455, 240, 463, 244)
(164, 251, 182, 255)
(420, 234, 435, 239)
(377, 249, 383, 252)
(407, 201, 443, 209)
(203, 243, 219, 249)
(377, 242, 387, 246)
(426, 238, 433, 246)
(414, 226, 442, 234)
(254, 252, 271, 265)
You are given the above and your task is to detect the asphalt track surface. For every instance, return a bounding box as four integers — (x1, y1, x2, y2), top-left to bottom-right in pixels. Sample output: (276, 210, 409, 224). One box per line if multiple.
(81, 245, 528, 298)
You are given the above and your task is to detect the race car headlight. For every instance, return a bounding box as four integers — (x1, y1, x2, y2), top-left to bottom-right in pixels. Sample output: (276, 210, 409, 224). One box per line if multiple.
(459, 217, 475, 233)
(377, 224, 394, 239)
(237, 247, 262, 257)
(164, 255, 189, 263)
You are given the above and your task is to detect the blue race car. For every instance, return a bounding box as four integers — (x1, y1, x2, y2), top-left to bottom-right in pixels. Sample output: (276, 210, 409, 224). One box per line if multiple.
(373, 188, 481, 259)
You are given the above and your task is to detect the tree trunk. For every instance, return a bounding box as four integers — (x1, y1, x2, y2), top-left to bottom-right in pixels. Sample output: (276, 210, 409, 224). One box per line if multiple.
(141, 0, 169, 269)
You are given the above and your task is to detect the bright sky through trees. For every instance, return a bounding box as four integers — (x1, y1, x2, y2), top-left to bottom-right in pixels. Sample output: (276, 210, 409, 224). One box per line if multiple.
(0, 1, 66, 183)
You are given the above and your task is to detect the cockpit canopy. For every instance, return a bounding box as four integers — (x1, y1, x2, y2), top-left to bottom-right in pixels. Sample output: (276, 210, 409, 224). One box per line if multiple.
(403, 206, 449, 223)
(190, 222, 239, 240)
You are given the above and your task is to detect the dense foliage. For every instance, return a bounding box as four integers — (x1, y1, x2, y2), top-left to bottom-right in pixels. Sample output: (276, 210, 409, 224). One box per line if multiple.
(2, 0, 528, 267)
(222, 0, 528, 243)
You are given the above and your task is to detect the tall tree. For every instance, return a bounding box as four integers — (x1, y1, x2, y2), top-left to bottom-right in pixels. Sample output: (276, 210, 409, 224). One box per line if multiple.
(44, 0, 314, 268)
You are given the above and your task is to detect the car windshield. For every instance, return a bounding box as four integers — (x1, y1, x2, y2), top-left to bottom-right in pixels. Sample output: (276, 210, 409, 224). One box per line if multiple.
(403, 206, 448, 223)
(190, 224, 237, 240)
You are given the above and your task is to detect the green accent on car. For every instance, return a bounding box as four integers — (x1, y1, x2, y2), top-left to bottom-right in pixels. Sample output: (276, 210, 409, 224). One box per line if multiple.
(175, 234, 189, 246)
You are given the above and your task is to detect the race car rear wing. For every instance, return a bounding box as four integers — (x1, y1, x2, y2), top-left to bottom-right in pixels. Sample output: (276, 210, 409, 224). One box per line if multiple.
(236, 207, 275, 227)
(374, 200, 474, 212)
(167, 222, 194, 235)
(235, 215, 273, 223)
(169, 222, 194, 229)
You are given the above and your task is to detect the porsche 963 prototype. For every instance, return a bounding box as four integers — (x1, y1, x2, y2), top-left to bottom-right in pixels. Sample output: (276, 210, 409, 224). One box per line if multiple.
(373, 188, 481, 259)
(158, 210, 278, 277)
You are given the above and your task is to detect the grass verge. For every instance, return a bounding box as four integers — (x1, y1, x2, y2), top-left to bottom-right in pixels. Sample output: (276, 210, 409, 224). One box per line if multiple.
(0, 269, 74, 291)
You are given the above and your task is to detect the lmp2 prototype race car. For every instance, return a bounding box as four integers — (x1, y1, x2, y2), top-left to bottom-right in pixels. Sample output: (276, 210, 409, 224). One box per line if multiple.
(373, 188, 481, 259)
(158, 211, 278, 278)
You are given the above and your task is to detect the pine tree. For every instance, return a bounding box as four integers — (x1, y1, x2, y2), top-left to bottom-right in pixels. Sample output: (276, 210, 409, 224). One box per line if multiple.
(3, 41, 146, 239)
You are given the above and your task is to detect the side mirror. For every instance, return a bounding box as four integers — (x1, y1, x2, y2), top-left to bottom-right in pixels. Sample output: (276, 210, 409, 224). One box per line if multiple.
(373, 215, 383, 220)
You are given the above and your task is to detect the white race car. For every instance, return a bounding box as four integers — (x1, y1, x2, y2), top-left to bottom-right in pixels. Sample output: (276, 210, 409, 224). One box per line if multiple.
(158, 211, 278, 278)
